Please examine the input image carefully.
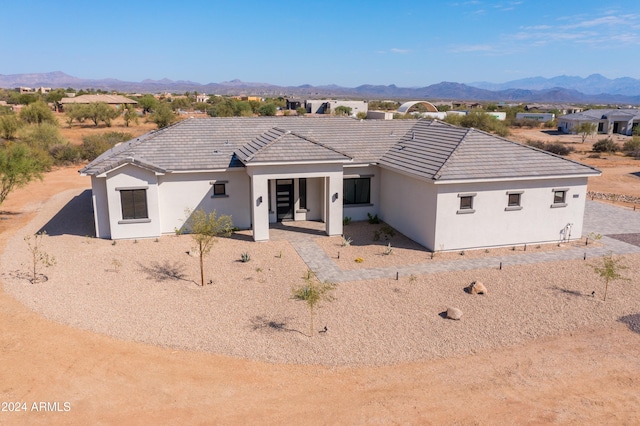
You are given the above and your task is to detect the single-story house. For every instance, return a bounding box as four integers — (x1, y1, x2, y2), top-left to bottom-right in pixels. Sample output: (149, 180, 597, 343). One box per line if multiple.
(79, 117, 600, 251)
(558, 108, 640, 135)
(57, 94, 137, 111)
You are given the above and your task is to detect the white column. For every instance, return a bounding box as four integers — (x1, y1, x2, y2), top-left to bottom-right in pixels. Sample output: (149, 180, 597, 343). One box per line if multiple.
(250, 175, 270, 241)
(325, 172, 343, 236)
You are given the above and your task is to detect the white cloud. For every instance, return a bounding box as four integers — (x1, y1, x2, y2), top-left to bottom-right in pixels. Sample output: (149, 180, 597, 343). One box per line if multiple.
(390, 48, 410, 54)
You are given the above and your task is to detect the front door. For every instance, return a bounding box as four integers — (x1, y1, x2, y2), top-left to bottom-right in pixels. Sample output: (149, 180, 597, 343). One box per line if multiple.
(276, 179, 294, 221)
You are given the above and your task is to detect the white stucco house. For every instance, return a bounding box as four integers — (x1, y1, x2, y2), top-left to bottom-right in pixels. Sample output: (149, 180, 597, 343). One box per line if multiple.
(558, 108, 640, 135)
(79, 117, 600, 251)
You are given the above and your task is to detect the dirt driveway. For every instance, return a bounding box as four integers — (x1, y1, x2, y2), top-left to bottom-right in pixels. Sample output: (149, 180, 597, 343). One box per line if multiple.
(1, 167, 640, 425)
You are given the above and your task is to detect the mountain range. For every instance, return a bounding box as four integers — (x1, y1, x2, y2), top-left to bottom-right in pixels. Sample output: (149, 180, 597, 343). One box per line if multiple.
(1, 71, 639, 105)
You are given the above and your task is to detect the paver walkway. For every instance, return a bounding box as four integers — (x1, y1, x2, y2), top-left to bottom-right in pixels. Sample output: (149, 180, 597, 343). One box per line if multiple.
(278, 201, 640, 283)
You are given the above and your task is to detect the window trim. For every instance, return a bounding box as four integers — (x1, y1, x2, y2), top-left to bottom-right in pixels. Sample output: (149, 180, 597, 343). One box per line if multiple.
(457, 192, 476, 214)
(505, 191, 523, 211)
(210, 180, 229, 198)
(551, 188, 568, 208)
(343, 177, 371, 206)
(117, 187, 149, 222)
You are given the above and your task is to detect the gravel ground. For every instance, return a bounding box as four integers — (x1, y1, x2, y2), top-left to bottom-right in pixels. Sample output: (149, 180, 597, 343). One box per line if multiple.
(2, 188, 639, 367)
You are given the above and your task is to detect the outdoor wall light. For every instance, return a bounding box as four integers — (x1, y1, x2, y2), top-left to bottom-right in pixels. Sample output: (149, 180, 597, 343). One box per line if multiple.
(257, 196, 263, 206)
(332, 192, 339, 202)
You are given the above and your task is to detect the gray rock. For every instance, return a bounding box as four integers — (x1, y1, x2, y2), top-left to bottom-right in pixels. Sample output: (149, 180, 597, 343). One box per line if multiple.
(446, 307, 463, 320)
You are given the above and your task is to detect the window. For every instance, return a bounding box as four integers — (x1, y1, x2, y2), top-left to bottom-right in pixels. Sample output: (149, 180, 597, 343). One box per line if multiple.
(457, 193, 476, 214)
(213, 183, 226, 196)
(299, 178, 307, 209)
(343, 178, 371, 205)
(210, 180, 229, 198)
(120, 189, 148, 220)
(551, 188, 568, 208)
(505, 191, 523, 211)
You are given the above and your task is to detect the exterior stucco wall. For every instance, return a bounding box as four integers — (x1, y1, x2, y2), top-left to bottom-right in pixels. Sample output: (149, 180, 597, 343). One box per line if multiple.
(105, 164, 161, 239)
(434, 177, 589, 251)
(158, 170, 251, 234)
(90, 176, 111, 238)
(379, 168, 438, 250)
(342, 165, 381, 222)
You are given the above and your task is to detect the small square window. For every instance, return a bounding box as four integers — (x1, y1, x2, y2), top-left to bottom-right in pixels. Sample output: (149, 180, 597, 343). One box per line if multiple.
(213, 183, 226, 196)
(553, 190, 566, 204)
(508, 193, 521, 207)
(459, 196, 473, 210)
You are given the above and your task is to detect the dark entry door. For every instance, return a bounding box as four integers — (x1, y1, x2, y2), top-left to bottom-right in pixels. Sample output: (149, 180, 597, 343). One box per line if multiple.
(276, 179, 294, 221)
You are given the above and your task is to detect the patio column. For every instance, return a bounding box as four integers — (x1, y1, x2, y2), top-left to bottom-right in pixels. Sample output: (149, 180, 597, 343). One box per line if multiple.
(325, 172, 343, 237)
(250, 175, 269, 241)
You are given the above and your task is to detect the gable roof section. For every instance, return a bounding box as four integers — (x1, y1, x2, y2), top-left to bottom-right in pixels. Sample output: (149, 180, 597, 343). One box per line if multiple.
(561, 108, 640, 121)
(380, 120, 600, 181)
(236, 127, 352, 164)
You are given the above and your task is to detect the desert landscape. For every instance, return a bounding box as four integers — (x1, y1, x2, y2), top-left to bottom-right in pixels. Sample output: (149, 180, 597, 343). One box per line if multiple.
(1, 118, 640, 424)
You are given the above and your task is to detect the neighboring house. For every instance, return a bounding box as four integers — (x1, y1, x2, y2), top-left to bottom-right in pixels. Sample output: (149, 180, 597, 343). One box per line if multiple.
(79, 117, 600, 251)
(58, 94, 137, 111)
(558, 109, 640, 135)
(304, 100, 368, 116)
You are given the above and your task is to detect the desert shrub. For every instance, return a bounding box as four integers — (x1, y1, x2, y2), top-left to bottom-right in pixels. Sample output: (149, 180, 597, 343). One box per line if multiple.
(543, 119, 557, 129)
(19, 123, 65, 150)
(49, 143, 83, 165)
(622, 137, 640, 156)
(511, 118, 540, 128)
(81, 132, 133, 161)
(527, 140, 574, 156)
(592, 138, 619, 153)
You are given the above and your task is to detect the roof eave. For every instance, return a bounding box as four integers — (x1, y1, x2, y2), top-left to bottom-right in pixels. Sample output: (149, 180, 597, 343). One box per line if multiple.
(433, 171, 601, 185)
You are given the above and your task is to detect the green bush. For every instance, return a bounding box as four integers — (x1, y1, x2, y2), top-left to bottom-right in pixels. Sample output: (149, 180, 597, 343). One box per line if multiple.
(81, 132, 133, 161)
(592, 138, 619, 153)
(49, 143, 83, 165)
(527, 140, 574, 156)
(19, 123, 65, 150)
(622, 137, 640, 155)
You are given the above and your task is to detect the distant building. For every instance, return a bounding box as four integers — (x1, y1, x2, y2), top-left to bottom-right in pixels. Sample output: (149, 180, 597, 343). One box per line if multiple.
(516, 112, 555, 122)
(57, 94, 137, 111)
(558, 109, 640, 135)
(19, 87, 51, 94)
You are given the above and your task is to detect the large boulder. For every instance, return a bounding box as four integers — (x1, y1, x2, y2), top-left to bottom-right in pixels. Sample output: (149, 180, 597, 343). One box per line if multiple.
(468, 281, 487, 295)
(446, 307, 463, 320)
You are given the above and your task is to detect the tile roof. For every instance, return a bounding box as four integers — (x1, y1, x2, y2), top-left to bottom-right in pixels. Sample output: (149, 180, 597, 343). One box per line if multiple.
(80, 117, 600, 181)
(379, 120, 600, 181)
(561, 108, 640, 121)
(59, 94, 137, 104)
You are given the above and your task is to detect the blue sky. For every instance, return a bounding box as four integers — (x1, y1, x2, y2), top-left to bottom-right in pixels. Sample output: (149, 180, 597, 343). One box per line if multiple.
(2, 0, 639, 87)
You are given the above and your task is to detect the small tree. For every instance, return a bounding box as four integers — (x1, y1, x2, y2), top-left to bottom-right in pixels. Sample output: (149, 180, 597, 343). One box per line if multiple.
(0, 143, 45, 205)
(150, 102, 177, 128)
(0, 114, 20, 140)
(24, 231, 56, 283)
(591, 253, 629, 301)
(334, 106, 352, 116)
(576, 122, 597, 143)
(123, 104, 139, 127)
(258, 103, 277, 116)
(295, 106, 306, 116)
(137, 94, 158, 114)
(18, 100, 56, 125)
(184, 208, 233, 287)
(292, 270, 337, 336)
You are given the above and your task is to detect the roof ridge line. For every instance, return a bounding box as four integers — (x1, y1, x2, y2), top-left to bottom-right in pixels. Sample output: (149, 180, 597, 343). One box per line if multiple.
(243, 127, 288, 162)
(287, 129, 353, 160)
(432, 126, 471, 180)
